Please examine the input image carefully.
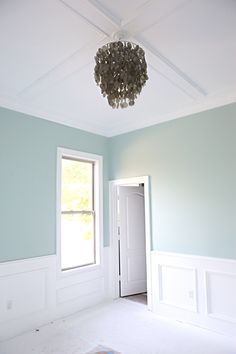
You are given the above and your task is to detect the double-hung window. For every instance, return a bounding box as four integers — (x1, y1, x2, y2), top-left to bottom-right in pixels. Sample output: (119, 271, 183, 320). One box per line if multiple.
(58, 148, 102, 272)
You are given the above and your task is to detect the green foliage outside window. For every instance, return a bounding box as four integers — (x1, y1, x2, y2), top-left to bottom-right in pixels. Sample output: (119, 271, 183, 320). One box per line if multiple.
(61, 158, 94, 241)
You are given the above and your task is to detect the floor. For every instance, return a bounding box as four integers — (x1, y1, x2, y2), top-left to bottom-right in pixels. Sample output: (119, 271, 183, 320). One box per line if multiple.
(124, 293, 147, 305)
(1, 299, 236, 354)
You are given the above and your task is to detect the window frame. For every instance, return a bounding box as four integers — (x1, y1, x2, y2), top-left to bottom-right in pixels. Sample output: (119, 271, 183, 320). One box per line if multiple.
(57, 147, 103, 276)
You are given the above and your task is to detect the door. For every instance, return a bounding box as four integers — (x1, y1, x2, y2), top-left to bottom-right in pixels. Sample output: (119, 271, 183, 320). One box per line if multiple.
(119, 185, 147, 297)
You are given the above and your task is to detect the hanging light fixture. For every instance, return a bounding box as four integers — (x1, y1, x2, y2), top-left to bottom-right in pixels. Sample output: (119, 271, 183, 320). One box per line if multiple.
(94, 35, 148, 109)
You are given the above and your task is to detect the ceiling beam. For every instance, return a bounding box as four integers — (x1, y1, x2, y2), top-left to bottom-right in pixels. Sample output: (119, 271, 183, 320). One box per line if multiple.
(135, 35, 207, 99)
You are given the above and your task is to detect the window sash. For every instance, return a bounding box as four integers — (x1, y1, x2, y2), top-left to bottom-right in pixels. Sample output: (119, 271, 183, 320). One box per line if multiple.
(61, 211, 96, 271)
(61, 156, 95, 212)
(60, 157, 96, 270)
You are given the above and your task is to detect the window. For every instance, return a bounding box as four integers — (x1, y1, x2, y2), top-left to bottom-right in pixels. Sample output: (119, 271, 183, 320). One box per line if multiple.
(57, 148, 102, 272)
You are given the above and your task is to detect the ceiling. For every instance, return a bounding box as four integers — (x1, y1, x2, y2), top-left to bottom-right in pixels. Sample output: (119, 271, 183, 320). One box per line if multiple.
(0, 0, 236, 136)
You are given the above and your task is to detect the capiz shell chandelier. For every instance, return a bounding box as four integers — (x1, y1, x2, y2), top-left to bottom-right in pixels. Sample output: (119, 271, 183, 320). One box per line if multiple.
(94, 40, 148, 108)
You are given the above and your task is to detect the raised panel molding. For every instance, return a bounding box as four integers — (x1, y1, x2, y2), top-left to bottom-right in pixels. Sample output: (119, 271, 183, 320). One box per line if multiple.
(0, 247, 110, 341)
(205, 270, 236, 324)
(158, 264, 197, 313)
(57, 277, 104, 304)
(0, 269, 47, 322)
(151, 251, 236, 337)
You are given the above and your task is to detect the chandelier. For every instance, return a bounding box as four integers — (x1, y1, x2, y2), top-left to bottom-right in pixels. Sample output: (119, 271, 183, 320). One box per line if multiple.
(94, 40, 148, 109)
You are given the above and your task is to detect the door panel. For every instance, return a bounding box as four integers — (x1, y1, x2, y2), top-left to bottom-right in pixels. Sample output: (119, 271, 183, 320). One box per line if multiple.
(119, 185, 147, 297)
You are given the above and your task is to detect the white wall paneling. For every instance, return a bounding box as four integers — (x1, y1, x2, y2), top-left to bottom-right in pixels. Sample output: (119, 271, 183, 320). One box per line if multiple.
(0, 256, 56, 341)
(151, 251, 236, 337)
(205, 270, 236, 324)
(158, 264, 197, 312)
(1, 249, 236, 341)
(0, 247, 110, 342)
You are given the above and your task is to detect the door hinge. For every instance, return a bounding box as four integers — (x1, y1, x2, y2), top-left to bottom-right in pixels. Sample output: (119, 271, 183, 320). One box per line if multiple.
(118, 274, 121, 281)
(117, 225, 120, 239)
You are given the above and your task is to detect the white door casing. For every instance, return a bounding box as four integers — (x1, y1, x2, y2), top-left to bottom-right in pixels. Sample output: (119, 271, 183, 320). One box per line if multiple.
(109, 176, 152, 309)
(119, 185, 147, 296)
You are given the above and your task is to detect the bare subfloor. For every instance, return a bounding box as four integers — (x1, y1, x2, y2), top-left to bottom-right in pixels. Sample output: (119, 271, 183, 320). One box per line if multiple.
(1, 299, 235, 354)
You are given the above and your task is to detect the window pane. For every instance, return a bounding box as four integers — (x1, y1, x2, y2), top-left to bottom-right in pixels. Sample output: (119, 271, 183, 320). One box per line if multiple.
(61, 158, 93, 211)
(61, 213, 95, 270)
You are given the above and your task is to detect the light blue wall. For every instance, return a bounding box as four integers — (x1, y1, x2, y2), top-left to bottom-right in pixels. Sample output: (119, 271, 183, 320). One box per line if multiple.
(109, 103, 236, 259)
(0, 107, 109, 262)
(1, 103, 236, 262)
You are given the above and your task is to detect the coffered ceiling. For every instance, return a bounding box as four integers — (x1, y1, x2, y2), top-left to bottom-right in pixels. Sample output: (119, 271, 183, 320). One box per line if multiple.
(0, 0, 235, 136)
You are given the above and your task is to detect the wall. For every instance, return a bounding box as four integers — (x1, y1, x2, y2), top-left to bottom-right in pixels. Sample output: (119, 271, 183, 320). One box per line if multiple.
(0, 107, 111, 341)
(0, 107, 109, 262)
(0, 250, 110, 341)
(109, 103, 236, 260)
(150, 251, 236, 337)
(1, 103, 236, 340)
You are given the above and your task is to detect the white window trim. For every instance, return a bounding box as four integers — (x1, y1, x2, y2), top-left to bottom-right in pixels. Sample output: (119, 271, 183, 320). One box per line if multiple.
(56, 147, 103, 277)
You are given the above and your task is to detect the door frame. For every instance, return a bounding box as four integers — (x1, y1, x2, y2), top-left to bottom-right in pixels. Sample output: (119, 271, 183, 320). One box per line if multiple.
(109, 176, 152, 310)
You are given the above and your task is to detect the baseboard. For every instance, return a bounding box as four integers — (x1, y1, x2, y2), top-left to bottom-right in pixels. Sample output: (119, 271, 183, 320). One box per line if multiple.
(0, 247, 111, 342)
(151, 251, 236, 337)
(2, 248, 235, 341)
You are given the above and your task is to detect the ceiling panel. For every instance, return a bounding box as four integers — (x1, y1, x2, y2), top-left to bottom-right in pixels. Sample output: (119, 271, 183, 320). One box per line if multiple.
(141, 0, 236, 93)
(90, 0, 150, 24)
(0, 0, 103, 95)
(25, 64, 193, 135)
(0, 0, 235, 136)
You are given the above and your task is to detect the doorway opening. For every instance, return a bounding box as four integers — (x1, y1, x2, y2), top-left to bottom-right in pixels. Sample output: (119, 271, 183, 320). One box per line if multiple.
(109, 176, 152, 310)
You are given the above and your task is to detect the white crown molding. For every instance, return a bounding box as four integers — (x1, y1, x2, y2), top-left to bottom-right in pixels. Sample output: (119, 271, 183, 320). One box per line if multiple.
(1, 88, 235, 138)
(105, 90, 236, 137)
(0, 97, 108, 137)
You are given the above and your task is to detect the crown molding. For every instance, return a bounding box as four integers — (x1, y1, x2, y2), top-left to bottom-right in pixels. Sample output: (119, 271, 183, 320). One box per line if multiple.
(0, 97, 108, 137)
(0, 89, 235, 138)
(106, 90, 236, 137)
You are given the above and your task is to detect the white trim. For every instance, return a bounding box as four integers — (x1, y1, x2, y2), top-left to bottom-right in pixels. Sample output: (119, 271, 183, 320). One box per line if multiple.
(56, 147, 103, 278)
(158, 264, 198, 313)
(151, 251, 236, 337)
(205, 270, 236, 324)
(0, 251, 109, 341)
(0, 98, 109, 136)
(109, 176, 152, 310)
(152, 250, 236, 264)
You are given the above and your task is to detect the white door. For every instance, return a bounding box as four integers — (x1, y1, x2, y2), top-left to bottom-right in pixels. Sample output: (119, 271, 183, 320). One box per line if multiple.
(119, 185, 147, 297)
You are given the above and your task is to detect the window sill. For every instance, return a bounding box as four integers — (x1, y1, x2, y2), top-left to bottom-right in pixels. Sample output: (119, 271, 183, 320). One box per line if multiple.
(57, 262, 102, 279)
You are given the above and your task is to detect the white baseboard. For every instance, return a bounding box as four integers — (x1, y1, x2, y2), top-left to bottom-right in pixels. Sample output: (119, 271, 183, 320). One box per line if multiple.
(1, 249, 235, 341)
(151, 251, 236, 337)
(0, 247, 111, 342)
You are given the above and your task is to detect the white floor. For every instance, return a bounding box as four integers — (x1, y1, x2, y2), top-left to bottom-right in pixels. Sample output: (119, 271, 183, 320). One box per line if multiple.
(1, 299, 236, 354)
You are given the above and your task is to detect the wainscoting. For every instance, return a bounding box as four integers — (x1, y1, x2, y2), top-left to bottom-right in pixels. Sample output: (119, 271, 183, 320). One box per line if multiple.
(1, 249, 236, 341)
(0, 248, 110, 341)
(151, 251, 236, 337)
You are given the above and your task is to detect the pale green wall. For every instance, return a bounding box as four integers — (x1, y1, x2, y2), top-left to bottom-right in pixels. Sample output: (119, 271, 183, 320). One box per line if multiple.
(1, 103, 236, 262)
(109, 103, 236, 259)
(0, 107, 109, 262)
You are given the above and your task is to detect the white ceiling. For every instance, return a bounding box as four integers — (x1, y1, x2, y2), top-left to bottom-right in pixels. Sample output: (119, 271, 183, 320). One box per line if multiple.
(0, 0, 235, 136)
